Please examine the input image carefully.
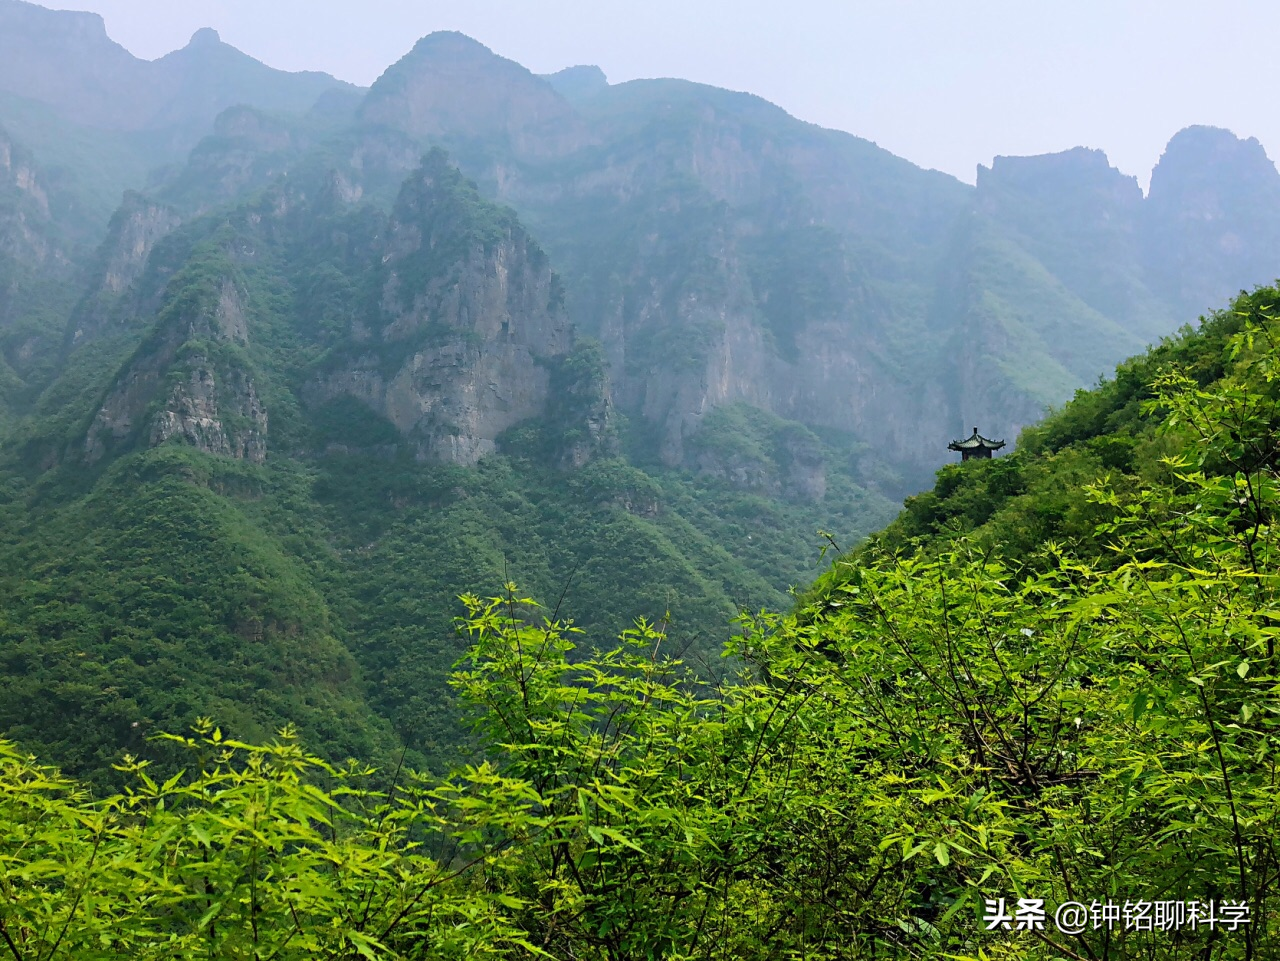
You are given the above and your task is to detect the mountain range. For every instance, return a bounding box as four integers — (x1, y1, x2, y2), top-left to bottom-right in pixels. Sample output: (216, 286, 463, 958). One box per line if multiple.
(2, 0, 1280, 778)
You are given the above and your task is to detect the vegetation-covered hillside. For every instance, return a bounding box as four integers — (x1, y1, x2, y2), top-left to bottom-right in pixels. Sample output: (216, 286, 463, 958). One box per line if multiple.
(4, 12, 1280, 957)
(3, 286, 1279, 959)
(0, 149, 895, 785)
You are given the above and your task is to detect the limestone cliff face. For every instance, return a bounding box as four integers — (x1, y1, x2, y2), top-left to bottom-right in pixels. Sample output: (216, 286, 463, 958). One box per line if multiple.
(0, 126, 57, 268)
(566, 182, 945, 478)
(1144, 126, 1280, 318)
(84, 275, 267, 463)
(159, 107, 303, 214)
(97, 193, 182, 295)
(67, 192, 182, 347)
(0, 125, 80, 395)
(149, 358, 267, 462)
(0, 129, 48, 214)
(308, 154, 574, 466)
(345, 35, 1280, 484)
(45, 26, 1280, 496)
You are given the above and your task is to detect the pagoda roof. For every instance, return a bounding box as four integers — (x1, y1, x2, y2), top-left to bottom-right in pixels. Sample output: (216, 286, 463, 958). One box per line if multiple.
(948, 427, 1006, 452)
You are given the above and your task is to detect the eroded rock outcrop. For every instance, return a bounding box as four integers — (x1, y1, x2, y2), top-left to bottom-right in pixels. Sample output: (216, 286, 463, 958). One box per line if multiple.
(307, 152, 577, 466)
(1144, 126, 1280, 318)
(67, 192, 183, 347)
(84, 274, 267, 463)
(0, 126, 56, 267)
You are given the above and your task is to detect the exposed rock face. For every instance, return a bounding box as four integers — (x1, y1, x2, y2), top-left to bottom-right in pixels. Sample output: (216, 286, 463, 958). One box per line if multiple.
(84, 274, 266, 463)
(348, 35, 1280, 484)
(159, 107, 304, 213)
(25, 20, 1280, 497)
(0, 124, 79, 395)
(97, 193, 182, 296)
(0, 130, 48, 218)
(308, 154, 574, 466)
(65, 192, 183, 348)
(150, 358, 267, 462)
(0, 126, 56, 268)
(1144, 126, 1280, 317)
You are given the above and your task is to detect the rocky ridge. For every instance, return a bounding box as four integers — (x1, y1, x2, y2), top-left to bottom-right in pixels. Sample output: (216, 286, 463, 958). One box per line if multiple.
(8, 21, 1280, 498)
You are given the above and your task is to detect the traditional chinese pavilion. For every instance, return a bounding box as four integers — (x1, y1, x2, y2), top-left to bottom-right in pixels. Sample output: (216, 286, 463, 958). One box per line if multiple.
(948, 427, 1005, 461)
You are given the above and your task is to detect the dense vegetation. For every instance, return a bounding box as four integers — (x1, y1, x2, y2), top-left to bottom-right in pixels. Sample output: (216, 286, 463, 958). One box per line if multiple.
(0, 146, 897, 785)
(6, 13, 1280, 958)
(4, 284, 1280, 959)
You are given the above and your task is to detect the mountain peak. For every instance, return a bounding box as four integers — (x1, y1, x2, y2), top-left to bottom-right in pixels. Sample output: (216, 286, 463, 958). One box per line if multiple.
(407, 30, 494, 58)
(187, 26, 222, 48)
(978, 146, 1140, 204)
(0, 0, 110, 43)
(541, 65, 609, 100)
(1150, 125, 1278, 197)
(1144, 125, 1280, 319)
(360, 31, 587, 157)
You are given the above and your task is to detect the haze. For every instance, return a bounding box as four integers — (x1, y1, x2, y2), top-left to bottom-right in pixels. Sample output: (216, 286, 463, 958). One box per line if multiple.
(39, 0, 1280, 189)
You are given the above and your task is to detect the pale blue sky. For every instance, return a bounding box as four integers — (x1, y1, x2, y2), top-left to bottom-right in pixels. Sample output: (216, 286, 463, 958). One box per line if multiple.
(50, 0, 1279, 190)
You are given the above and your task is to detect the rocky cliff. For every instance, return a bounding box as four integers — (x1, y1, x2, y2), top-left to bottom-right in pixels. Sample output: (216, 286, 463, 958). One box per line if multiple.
(74, 149, 599, 473)
(0, 125, 76, 406)
(308, 152, 576, 465)
(84, 269, 266, 464)
(331, 35, 1280, 485)
(1144, 125, 1280, 318)
(11, 12, 1280, 784)
(9, 18, 1280, 495)
(66, 192, 183, 349)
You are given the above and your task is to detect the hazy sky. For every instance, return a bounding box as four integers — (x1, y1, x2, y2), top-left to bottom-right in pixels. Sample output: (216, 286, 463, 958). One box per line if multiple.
(49, 0, 1280, 190)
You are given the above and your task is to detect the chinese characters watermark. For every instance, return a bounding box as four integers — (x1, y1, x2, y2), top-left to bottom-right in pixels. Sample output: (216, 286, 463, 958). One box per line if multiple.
(982, 898, 1250, 935)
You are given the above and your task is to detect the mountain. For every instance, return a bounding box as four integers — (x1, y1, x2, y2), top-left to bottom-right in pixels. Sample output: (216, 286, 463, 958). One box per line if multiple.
(3, 285, 1279, 960)
(4, 13, 1280, 785)
(1144, 125, 1280, 318)
(2, 136, 895, 779)
(0, 3, 352, 134)
(0, 0, 357, 233)
(326, 35, 1280, 482)
(0, 124, 78, 414)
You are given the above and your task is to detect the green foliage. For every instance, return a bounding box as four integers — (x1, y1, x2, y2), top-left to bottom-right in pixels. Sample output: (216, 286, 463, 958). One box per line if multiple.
(0, 449, 400, 788)
(0, 720, 527, 959)
(387, 150, 526, 312)
(10, 308, 1280, 958)
(6, 292, 1280, 955)
(311, 396, 402, 449)
(845, 295, 1255, 568)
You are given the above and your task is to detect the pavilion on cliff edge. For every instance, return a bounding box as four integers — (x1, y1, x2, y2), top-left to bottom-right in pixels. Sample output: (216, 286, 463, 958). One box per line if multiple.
(948, 427, 1005, 461)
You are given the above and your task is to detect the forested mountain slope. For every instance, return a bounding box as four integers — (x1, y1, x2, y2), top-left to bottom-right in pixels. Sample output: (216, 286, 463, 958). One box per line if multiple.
(0, 145, 894, 782)
(3, 10, 1280, 798)
(2, 285, 1278, 960)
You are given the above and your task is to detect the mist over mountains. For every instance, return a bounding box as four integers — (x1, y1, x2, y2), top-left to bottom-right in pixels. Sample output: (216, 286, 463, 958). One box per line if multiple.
(2, 0, 1280, 774)
(4, 4, 1277, 479)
